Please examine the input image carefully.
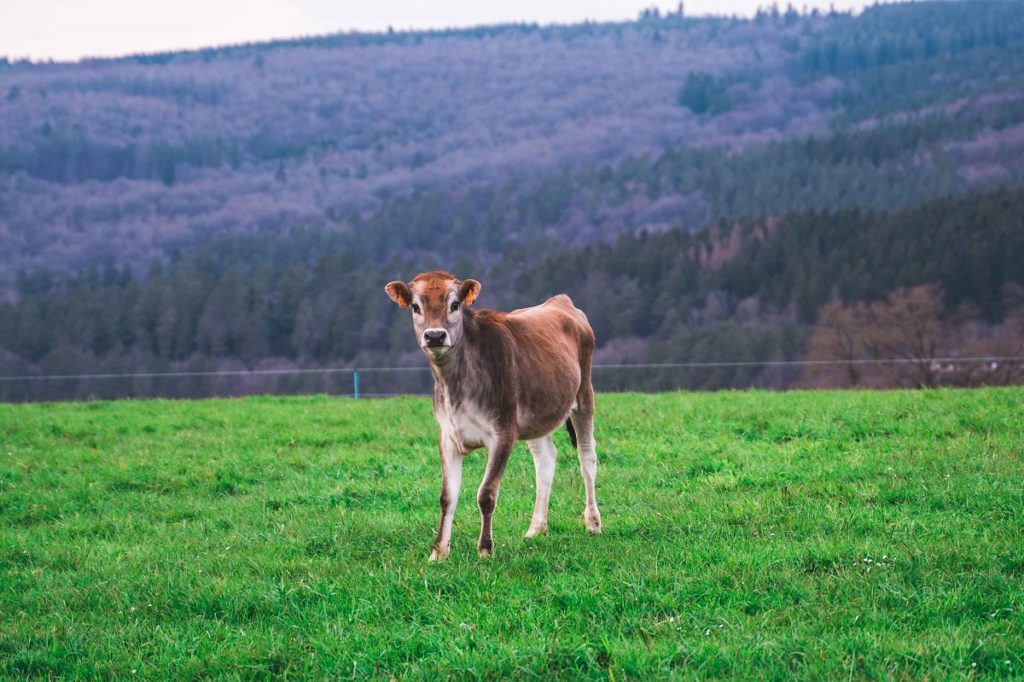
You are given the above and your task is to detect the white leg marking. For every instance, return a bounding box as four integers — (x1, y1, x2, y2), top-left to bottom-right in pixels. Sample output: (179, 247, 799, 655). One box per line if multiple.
(572, 409, 602, 534)
(525, 435, 557, 538)
(429, 436, 463, 561)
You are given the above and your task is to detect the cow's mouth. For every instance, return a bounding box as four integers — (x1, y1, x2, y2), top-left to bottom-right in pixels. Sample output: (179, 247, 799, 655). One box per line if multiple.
(422, 339, 452, 358)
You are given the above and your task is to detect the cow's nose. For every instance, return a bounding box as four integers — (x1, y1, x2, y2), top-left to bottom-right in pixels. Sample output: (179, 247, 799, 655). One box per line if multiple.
(423, 329, 448, 347)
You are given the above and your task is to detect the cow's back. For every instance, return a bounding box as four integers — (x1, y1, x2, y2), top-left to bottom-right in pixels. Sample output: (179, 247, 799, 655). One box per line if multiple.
(502, 295, 594, 438)
(507, 295, 593, 344)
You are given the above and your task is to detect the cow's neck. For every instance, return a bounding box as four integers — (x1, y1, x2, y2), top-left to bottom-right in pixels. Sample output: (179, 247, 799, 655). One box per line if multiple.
(427, 315, 481, 409)
(428, 344, 462, 382)
(427, 340, 467, 404)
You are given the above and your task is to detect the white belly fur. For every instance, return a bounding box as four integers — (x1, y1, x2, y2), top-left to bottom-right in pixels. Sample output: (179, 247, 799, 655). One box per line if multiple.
(437, 396, 494, 454)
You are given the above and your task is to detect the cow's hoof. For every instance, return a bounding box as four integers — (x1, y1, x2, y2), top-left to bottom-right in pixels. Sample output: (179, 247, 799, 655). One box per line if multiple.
(428, 546, 450, 561)
(584, 510, 602, 534)
(478, 547, 492, 558)
(524, 522, 548, 538)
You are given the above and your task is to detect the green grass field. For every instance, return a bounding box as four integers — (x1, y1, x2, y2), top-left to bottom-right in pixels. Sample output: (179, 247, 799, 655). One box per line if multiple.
(1, 389, 1022, 679)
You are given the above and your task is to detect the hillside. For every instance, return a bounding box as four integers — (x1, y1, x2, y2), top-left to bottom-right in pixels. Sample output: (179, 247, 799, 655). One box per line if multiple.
(2, 2, 1024, 397)
(2, 3, 1024, 284)
(2, 183, 1022, 400)
(0, 12, 812, 281)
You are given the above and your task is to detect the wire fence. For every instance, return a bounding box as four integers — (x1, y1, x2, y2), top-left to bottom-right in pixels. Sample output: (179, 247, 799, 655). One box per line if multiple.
(1, 356, 1022, 403)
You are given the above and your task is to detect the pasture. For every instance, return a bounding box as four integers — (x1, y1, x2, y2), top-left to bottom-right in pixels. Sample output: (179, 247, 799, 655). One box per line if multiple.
(1, 389, 1022, 679)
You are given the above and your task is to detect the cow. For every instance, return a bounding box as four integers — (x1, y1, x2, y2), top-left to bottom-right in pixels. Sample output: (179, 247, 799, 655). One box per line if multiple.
(385, 271, 602, 560)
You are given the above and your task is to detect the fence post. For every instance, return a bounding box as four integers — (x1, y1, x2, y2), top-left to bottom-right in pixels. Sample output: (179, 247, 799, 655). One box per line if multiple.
(353, 369, 359, 399)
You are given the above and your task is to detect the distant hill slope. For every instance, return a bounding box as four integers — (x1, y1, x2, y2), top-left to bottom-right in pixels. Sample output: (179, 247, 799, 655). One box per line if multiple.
(2, 182, 1022, 399)
(3, 2, 1024, 287)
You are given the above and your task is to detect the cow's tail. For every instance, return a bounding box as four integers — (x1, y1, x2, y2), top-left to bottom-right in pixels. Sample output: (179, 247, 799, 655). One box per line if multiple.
(565, 418, 578, 450)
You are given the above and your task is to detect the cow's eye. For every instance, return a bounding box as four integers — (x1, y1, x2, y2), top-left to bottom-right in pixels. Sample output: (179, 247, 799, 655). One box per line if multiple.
(450, 301, 460, 313)
(411, 303, 421, 314)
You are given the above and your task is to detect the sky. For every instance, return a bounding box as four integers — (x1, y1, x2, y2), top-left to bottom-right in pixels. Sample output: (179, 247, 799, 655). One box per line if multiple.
(1, 0, 878, 62)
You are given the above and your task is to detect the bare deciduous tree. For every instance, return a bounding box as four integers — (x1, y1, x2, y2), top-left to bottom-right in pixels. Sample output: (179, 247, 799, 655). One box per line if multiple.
(804, 285, 950, 388)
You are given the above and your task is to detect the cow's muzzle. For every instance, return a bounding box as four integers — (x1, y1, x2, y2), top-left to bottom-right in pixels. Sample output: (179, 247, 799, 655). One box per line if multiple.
(422, 329, 449, 349)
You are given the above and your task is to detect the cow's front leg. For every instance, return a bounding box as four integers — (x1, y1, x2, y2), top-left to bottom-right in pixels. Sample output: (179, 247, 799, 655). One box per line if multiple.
(525, 435, 557, 537)
(429, 435, 463, 561)
(477, 434, 515, 557)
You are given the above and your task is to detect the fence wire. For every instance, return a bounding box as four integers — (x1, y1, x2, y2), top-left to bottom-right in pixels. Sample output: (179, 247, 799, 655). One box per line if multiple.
(1, 356, 1022, 402)
(3, 356, 1021, 383)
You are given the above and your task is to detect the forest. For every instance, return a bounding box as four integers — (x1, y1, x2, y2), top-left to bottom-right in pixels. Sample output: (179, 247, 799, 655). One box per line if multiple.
(1, 182, 1022, 399)
(2, 2, 1024, 398)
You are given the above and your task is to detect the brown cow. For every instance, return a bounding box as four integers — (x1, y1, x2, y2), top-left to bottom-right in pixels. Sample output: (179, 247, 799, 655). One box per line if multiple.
(385, 271, 602, 560)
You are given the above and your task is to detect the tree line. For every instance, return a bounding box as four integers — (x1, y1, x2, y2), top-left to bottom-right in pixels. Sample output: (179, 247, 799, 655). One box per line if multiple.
(2, 184, 1022, 400)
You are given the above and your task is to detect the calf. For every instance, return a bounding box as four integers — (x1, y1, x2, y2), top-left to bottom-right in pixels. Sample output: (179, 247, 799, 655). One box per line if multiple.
(385, 271, 602, 559)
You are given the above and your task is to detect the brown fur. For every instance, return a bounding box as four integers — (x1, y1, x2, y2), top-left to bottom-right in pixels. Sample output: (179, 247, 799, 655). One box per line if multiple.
(385, 272, 602, 559)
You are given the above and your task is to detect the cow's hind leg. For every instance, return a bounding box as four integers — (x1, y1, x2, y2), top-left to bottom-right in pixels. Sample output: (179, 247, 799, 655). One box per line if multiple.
(477, 435, 514, 557)
(525, 434, 557, 538)
(429, 436, 463, 561)
(571, 386, 602, 534)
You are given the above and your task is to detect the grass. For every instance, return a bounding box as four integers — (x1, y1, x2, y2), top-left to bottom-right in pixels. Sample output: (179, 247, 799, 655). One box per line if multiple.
(1, 389, 1022, 680)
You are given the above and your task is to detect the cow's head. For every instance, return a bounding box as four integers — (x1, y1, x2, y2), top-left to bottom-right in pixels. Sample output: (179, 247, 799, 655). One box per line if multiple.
(385, 271, 481, 360)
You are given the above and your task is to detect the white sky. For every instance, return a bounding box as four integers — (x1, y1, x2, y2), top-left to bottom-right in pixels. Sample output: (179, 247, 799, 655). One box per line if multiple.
(1, 0, 877, 62)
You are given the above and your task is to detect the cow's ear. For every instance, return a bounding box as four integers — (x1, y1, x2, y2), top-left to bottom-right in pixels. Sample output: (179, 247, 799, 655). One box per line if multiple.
(385, 281, 413, 308)
(459, 279, 481, 306)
